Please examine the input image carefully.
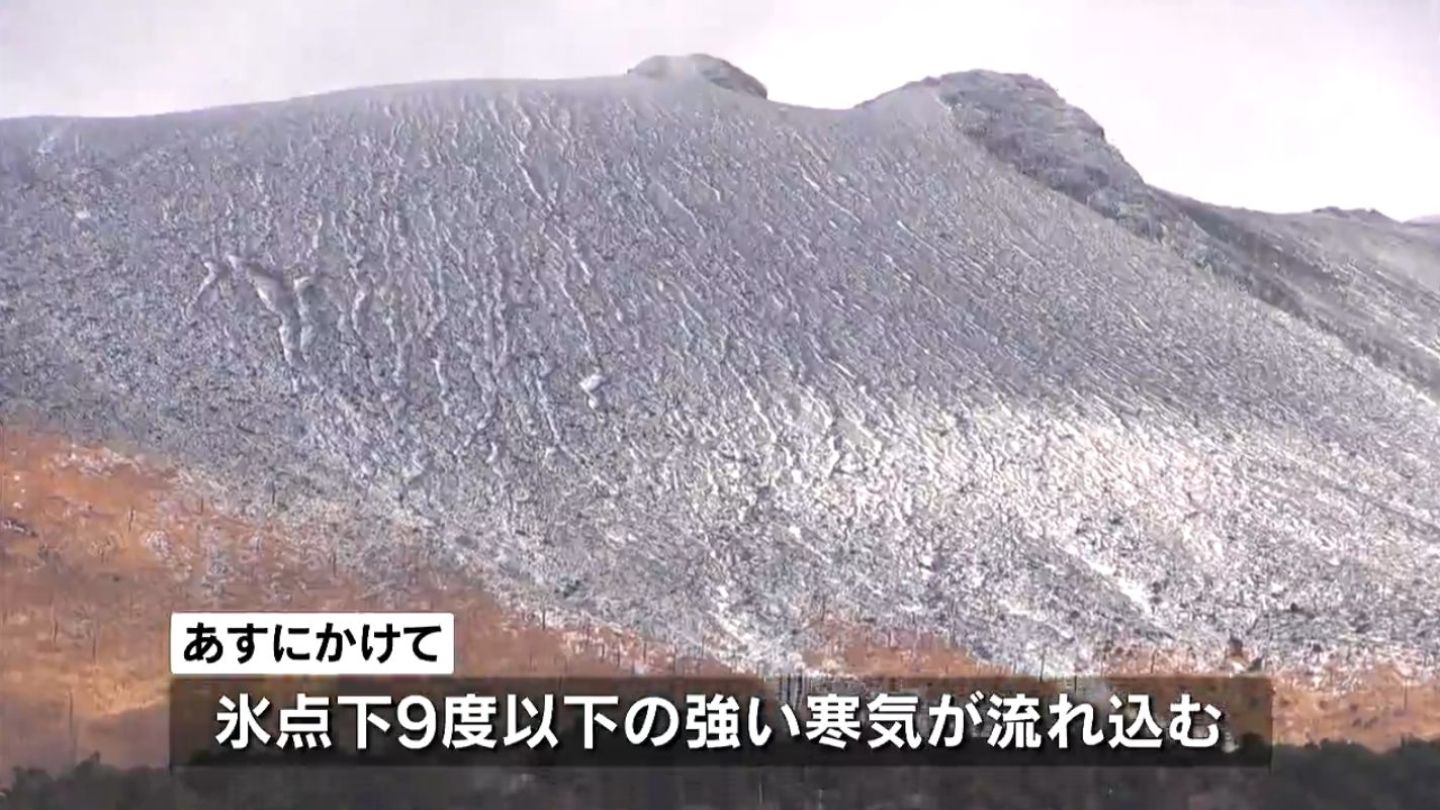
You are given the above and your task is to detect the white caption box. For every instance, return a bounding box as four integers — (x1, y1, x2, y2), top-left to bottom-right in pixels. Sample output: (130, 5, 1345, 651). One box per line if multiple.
(170, 612, 455, 675)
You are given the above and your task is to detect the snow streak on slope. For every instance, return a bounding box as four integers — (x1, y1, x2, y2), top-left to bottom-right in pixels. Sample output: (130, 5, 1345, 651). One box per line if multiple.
(3, 67, 1440, 674)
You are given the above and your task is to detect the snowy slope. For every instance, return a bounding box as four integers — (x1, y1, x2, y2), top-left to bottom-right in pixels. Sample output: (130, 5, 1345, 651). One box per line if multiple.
(3, 60, 1440, 675)
(910, 70, 1440, 400)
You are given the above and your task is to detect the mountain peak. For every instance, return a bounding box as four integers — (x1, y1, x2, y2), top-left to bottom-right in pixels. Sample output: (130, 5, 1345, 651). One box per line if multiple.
(628, 54, 768, 98)
(866, 69, 1161, 236)
(1312, 207, 1394, 224)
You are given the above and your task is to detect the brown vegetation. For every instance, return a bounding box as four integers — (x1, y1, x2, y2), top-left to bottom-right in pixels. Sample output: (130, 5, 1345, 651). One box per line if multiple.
(0, 426, 701, 776)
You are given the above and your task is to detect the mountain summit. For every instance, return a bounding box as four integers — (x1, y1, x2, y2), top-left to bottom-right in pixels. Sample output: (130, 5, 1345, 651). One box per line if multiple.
(628, 53, 768, 98)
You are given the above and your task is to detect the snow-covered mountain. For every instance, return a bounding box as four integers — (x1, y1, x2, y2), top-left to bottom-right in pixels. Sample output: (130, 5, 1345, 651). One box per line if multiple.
(3, 55, 1439, 676)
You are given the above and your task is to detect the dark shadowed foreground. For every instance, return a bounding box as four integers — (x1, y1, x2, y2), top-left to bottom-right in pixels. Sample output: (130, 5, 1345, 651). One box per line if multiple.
(5, 743, 1440, 810)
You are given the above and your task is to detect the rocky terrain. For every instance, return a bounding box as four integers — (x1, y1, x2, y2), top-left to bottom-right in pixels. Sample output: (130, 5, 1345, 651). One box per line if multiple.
(3, 54, 1440, 693)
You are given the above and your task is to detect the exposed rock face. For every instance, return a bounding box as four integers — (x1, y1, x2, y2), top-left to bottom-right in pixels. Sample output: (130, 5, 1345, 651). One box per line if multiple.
(1312, 207, 1395, 224)
(871, 71, 1160, 236)
(629, 53, 768, 98)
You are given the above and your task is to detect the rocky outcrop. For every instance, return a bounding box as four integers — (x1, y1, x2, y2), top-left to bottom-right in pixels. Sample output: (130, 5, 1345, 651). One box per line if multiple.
(1311, 207, 1395, 224)
(628, 54, 768, 98)
(867, 71, 1180, 241)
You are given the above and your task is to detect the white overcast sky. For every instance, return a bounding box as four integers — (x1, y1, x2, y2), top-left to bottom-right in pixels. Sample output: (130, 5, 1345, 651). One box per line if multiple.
(1, 0, 1436, 220)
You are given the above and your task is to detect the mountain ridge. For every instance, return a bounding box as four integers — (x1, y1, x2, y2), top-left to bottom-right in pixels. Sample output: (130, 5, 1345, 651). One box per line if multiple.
(885, 69, 1440, 399)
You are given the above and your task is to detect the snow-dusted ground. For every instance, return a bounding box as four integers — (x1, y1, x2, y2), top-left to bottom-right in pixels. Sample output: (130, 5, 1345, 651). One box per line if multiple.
(3, 57, 1439, 676)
